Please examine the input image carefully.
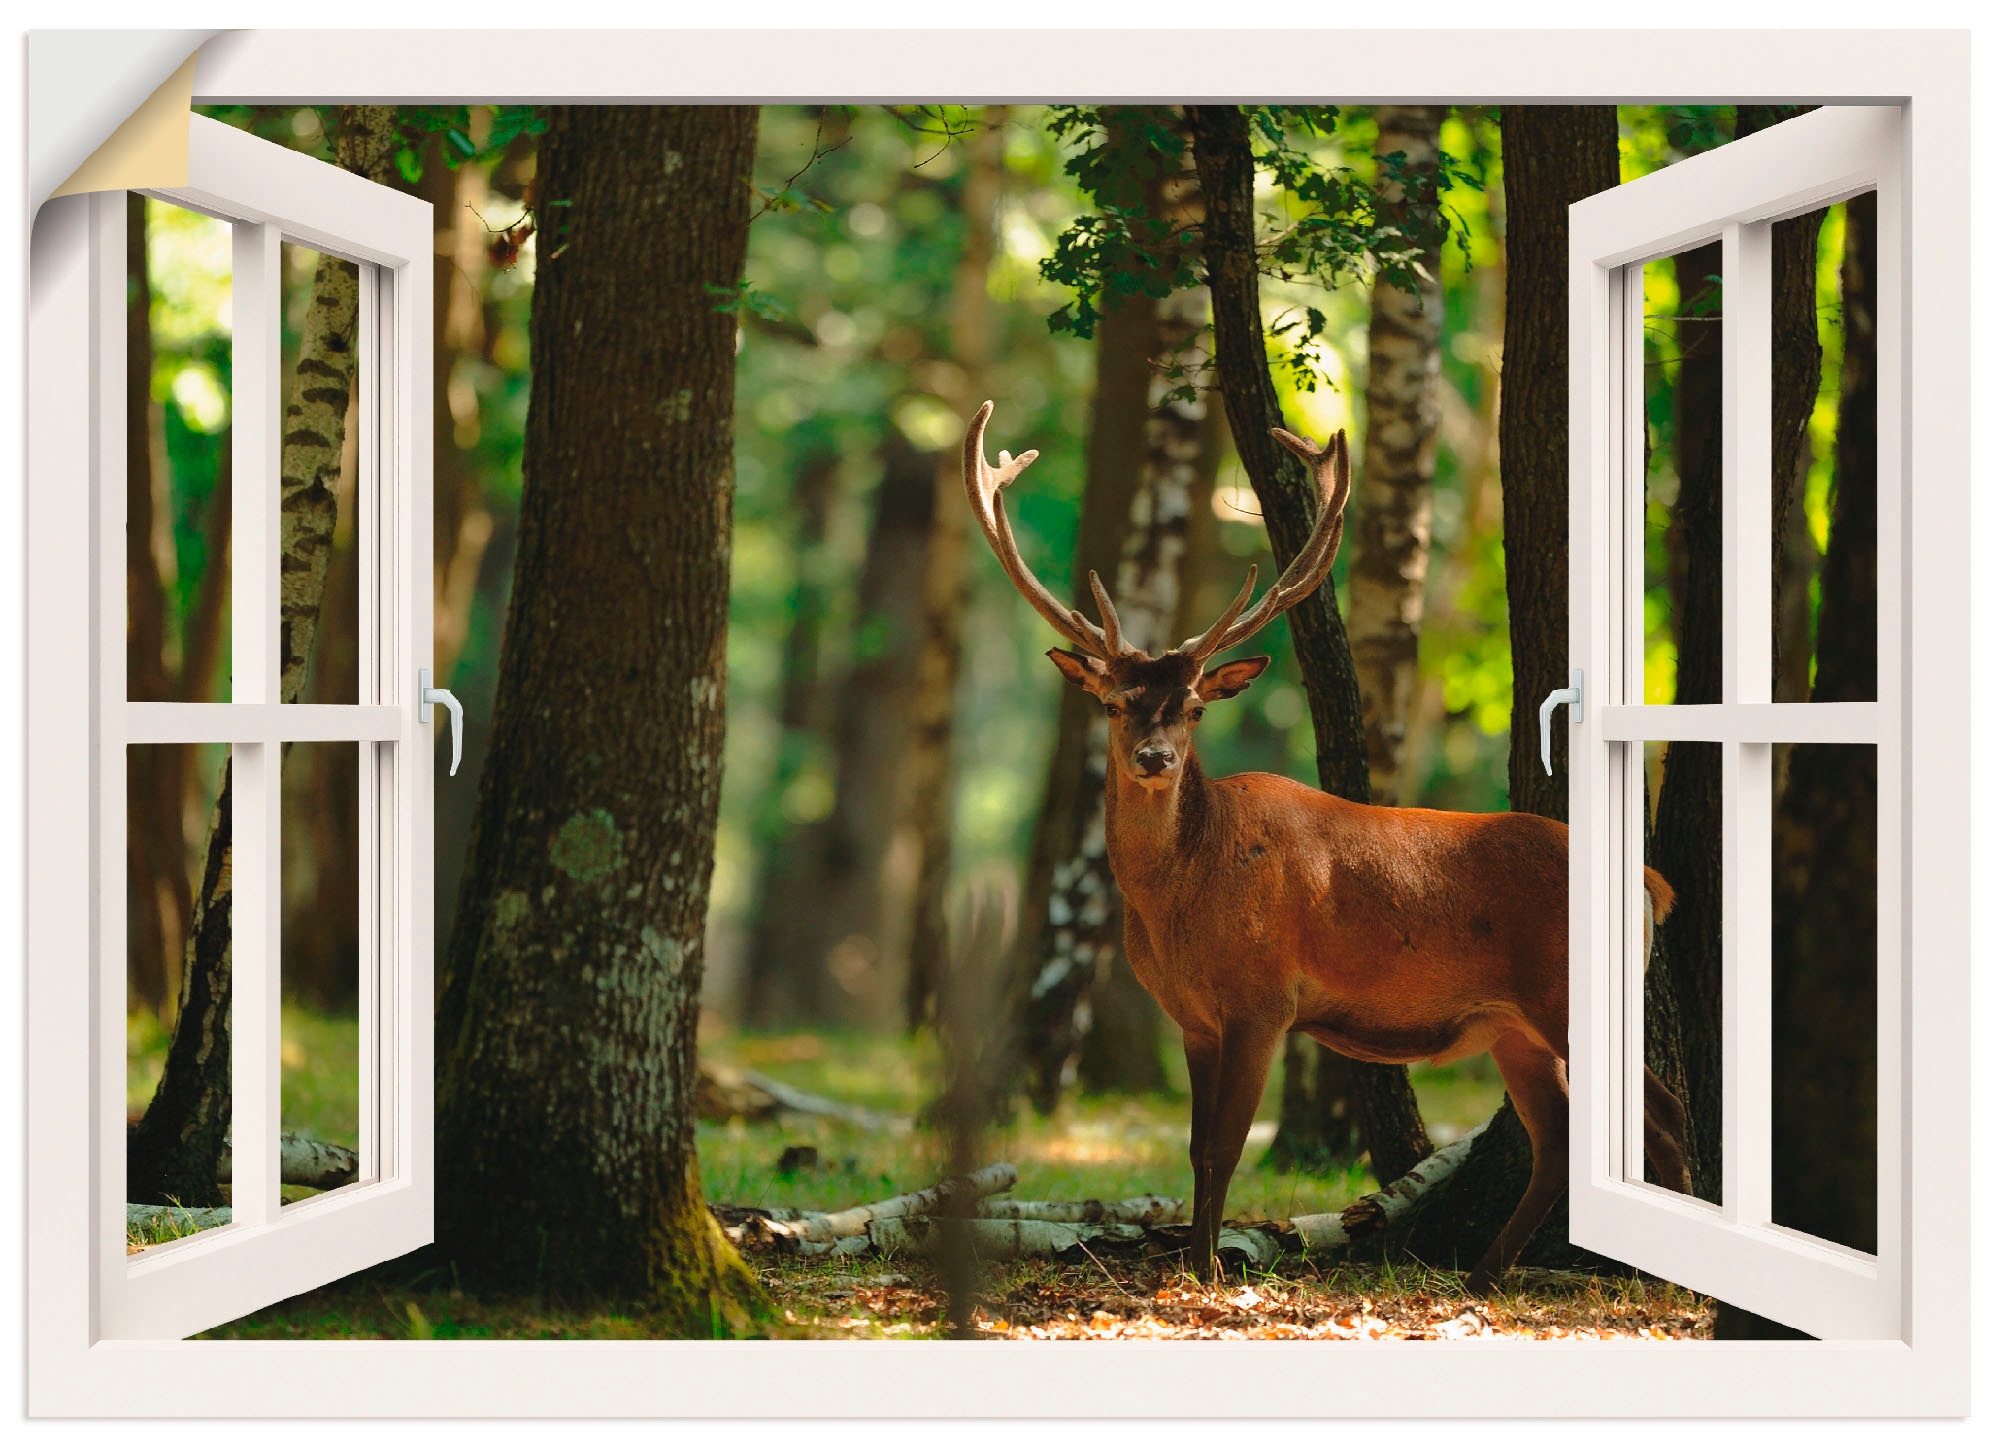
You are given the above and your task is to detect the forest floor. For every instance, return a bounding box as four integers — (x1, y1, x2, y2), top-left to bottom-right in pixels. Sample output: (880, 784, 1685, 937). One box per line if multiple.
(132, 1018, 1712, 1341)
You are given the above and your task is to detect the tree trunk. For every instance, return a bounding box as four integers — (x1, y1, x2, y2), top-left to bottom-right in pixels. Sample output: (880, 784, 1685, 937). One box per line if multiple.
(1267, 106, 1448, 1177)
(124, 192, 187, 1021)
(127, 107, 401, 1210)
(1769, 191, 1876, 1256)
(901, 106, 1007, 1031)
(1396, 106, 1622, 1270)
(737, 445, 842, 1025)
(1188, 104, 1431, 1187)
(1021, 117, 1204, 1105)
(743, 432, 933, 1027)
(1350, 104, 1445, 805)
(1004, 244, 1155, 1105)
(433, 106, 765, 1324)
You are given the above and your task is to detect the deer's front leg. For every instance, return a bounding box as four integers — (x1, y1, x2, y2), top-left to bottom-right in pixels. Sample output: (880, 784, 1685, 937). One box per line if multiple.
(1183, 1031, 1221, 1276)
(1196, 1018, 1287, 1278)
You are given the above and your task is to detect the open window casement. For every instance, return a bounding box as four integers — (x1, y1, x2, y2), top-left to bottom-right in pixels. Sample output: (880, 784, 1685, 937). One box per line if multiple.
(1566, 105, 1904, 1341)
(34, 114, 437, 1342)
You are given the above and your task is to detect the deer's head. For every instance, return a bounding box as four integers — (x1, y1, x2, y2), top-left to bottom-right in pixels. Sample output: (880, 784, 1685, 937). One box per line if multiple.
(963, 401, 1351, 789)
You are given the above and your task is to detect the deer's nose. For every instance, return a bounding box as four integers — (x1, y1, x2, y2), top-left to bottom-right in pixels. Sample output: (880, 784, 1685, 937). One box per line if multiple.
(1135, 745, 1177, 776)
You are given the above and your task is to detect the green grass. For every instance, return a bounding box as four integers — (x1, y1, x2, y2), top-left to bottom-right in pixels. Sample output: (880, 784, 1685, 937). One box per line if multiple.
(129, 1002, 360, 1147)
(699, 1029, 1503, 1222)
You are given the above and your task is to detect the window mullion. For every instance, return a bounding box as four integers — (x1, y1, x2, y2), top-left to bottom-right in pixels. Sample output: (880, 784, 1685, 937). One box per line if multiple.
(1719, 219, 1775, 1229)
(229, 220, 284, 1228)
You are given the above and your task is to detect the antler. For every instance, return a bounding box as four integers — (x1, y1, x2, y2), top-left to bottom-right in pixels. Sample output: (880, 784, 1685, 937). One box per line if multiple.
(1177, 427, 1352, 663)
(964, 401, 1136, 661)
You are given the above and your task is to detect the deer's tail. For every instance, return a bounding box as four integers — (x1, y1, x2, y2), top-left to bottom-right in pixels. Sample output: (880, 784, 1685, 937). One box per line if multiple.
(1642, 867, 1676, 925)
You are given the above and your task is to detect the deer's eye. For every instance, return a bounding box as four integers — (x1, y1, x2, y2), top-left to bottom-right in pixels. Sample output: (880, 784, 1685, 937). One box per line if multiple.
(1104, 703, 1121, 719)
(1189, 706, 1206, 723)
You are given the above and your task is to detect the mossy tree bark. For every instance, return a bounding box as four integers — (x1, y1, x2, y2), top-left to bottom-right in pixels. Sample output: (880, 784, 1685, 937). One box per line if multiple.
(127, 106, 400, 1209)
(433, 106, 764, 1326)
(1188, 104, 1432, 1187)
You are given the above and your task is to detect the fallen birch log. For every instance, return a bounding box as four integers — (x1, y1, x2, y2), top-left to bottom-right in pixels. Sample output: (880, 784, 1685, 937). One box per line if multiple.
(1286, 1119, 1490, 1252)
(867, 1217, 1149, 1262)
(754, 1163, 1020, 1247)
(218, 1133, 361, 1192)
(696, 1062, 913, 1134)
(966, 1195, 1182, 1226)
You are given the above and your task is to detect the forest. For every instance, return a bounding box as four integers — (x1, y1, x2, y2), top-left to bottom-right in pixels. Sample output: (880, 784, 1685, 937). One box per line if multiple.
(119, 101, 1879, 1342)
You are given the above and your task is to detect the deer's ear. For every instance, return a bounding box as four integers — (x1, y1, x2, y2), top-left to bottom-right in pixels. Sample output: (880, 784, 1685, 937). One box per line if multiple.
(1198, 655, 1270, 700)
(1048, 648, 1110, 695)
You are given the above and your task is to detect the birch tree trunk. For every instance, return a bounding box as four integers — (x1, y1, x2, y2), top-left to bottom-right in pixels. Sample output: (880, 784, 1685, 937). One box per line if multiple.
(1350, 105, 1445, 805)
(1268, 105, 1447, 1176)
(1188, 104, 1433, 1187)
(433, 106, 764, 1323)
(127, 107, 401, 1209)
(900, 106, 1007, 1031)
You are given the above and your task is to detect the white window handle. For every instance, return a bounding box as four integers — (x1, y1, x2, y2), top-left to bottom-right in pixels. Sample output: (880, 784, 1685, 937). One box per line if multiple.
(418, 667, 464, 777)
(1538, 668, 1583, 777)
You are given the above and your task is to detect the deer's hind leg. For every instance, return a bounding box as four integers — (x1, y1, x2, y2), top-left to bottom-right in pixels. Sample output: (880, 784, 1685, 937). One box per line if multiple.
(1643, 1066, 1693, 1194)
(1468, 1031, 1570, 1296)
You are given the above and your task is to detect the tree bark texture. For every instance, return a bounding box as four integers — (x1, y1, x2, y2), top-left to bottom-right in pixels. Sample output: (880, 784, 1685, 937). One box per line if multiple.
(1769, 191, 1876, 1256)
(433, 106, 764, 1324)
(901, 106, 1007, 1031)
(1350, 104, 1445, 805)
(1188, 104, 1431, 1186)
(1396, 107, 1622, 1267)
(127, 107, 400, 1209)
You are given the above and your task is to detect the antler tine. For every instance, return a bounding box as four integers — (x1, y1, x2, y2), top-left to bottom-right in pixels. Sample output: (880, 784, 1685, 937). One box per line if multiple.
(1174, 565, 1258, 661)
(1179, 427, 1353, 661)
(962, 402, 1114, 660)
(1087, 570, 1138, 658)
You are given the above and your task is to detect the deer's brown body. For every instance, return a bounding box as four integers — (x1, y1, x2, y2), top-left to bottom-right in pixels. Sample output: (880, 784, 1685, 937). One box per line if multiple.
(964, 402, 1690, 1290)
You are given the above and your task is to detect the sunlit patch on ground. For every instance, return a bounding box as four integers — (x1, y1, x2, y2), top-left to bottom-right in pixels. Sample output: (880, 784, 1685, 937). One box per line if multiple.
(763, 1259, 1712, 1342)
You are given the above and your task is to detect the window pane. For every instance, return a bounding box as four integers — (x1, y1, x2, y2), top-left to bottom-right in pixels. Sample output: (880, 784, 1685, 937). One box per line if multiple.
(1640, 251, 1722, 706)
(126, 742, 232, 1248)
(1639, 738, 1720, 1207)
(129, 196, 232, 703)
(280, 740, 364, 1207)
(1771, 742, 1877, 1255)
(1772, 197, 1876, 704)
(278, 241, 363, 707)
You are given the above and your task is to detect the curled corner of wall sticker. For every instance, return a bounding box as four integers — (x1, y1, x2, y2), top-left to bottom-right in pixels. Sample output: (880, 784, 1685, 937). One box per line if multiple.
(33, 30, 219, 213)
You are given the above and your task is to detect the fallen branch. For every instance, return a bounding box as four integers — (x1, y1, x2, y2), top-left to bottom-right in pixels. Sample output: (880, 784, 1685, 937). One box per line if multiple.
(970, 1195, 1182, 1226)
(1286, 1119, 1489, 1253)
(868, 1217, 1149, 1262)
(696, 1062, 913, 1134)
(754, 1163, 1020, 1247)
(218, 1133, 361, 1192)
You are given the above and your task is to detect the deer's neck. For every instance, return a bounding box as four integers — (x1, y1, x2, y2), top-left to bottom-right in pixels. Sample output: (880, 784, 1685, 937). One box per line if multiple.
(1104, 748, 1211, 899)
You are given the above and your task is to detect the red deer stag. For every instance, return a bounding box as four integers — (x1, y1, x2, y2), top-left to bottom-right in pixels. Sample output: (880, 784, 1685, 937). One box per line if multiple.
(964, 401, 1689, 1291)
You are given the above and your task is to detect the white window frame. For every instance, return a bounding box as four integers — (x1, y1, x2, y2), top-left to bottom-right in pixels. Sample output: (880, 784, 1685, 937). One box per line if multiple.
(31, 115, 436, 1345)
(1566, 104, 1906, 1343)
(22, 28, 1970, 1419)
